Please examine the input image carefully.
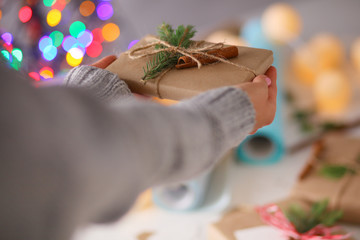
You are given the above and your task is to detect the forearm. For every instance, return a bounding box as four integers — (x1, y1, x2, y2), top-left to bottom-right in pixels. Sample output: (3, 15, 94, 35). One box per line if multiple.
(22, 85, 254, 225)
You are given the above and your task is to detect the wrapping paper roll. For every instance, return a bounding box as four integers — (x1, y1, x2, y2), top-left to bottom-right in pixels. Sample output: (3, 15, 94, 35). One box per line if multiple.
(237, 17, 285, 165)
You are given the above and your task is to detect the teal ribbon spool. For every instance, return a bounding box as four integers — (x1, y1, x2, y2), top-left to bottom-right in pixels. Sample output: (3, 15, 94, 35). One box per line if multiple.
(236, 17, 285, 165)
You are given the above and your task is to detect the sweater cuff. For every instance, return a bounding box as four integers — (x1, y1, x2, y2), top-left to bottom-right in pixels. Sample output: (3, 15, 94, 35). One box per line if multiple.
(180, 87, 255, 149)
(64, 65, 132, 102)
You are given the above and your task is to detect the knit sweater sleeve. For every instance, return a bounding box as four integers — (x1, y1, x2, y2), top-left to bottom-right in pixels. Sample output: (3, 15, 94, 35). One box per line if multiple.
(64, 65, 133, 102)
(0, 64, 255, 240)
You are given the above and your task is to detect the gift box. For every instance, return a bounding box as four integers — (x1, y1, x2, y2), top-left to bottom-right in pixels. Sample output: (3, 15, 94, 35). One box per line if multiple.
(208, 199, 307, 240)
(291, 134, 360, 225)
(106, 35, 273, 100)
(208, 199, 353, 240)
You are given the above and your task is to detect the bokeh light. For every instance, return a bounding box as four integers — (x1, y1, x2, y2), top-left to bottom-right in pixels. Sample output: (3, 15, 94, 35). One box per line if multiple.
(43, 0, 56, 7)
(51, 0, 67, 11)
(92, 28, 104, 43)
(62, 36, 77, 51)
(1, 50, 12, 62)
(29, 72, 40, 81)
(314, 70, 351, 115)
(262, 3, 302, 44)
(96, 2, 114, 21)
(3, 43, 13, 53)
(308, 33, 344, 70)
(39, 36, 53, 52)
(66, 51, 83, 67)
(19, 6, 33, 23)
(87, 41, 103, 58)
(49, 31, 64, 47)
(47, 9, 62, 27)
(77, 30, 93, 47)
(1, 33, 13, 44)
(4, 0, 117, 81)
(102, 23, 120, 42)
(40, 66, 54, 79)
(12, 48, 23, 62)
(79, 1, 95, 17)
(128, 40, 140, 49)
(43, 45, 58, 61)
(69, 21, 86, 38)
(0, 10, 2, 21)
(69, 48, 85, 61)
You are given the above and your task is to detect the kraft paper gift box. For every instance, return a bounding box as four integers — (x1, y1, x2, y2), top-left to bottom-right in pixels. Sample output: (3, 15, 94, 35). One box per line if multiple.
(208, 199, 353, 240)
(291, 134, 360, 225)
(106, 35, 273, 100)
(208, 199, 309, 240)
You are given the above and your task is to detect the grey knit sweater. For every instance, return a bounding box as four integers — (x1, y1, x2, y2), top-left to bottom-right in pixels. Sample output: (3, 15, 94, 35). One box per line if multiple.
(0, 64, 255, 240)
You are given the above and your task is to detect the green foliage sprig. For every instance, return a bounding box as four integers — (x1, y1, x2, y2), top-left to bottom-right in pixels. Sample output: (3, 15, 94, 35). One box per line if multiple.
(320, 164, 356, 179)
(142, 23, 196, 81)
(286, 199, 343, 233)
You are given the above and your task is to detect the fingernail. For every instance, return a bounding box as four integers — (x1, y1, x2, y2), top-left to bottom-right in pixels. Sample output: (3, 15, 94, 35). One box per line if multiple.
(265, 77, 271, 86)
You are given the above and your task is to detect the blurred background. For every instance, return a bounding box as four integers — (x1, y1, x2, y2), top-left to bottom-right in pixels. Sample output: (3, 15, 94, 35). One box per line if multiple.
(1, 0, 360, 239)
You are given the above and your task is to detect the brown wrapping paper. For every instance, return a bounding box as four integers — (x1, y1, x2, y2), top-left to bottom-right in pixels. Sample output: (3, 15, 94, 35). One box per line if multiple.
(291, 134, 360, 225)
(106, 35, 273, 100)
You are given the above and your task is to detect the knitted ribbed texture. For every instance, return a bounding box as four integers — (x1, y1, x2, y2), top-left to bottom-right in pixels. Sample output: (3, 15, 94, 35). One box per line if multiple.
(65, 66, 132, 102)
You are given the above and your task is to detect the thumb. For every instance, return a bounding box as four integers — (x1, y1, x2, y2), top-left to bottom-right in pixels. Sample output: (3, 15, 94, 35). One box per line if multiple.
(252, 74, 272, 87)
(250, 75, 271, 95)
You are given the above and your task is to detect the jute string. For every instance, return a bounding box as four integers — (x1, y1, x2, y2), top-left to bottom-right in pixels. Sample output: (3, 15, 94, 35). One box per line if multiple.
(126, 37, 257, 98)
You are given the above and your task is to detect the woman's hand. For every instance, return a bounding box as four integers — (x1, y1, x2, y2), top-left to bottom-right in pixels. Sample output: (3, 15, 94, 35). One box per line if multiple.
(91, 55, 117, 69)
(237, 66, 277, 134)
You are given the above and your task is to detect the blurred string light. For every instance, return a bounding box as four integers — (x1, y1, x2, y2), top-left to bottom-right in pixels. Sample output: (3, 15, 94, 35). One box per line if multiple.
(19, 6, 33, 23)
(79, 1, 95, 17)
(97, 2, 114, 21)
(47, 9, 62, 27)
(2, 32, 13, 44)
(39, 66, 54, 79)
(102, 23, 120, 42)
(69, 21, 86, 38)
(52, 0, 67, 11)
(128, 39, 139, 49)
(49, 31, 64, 47)
(1, 0, 121, 81)
(0, 32, 23, 70)
(43, 0, 56, 7)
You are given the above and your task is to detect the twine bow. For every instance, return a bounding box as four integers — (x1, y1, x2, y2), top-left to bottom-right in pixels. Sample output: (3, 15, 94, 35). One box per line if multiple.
(126, 37, 257, 98)
(257, 204, 351, 240)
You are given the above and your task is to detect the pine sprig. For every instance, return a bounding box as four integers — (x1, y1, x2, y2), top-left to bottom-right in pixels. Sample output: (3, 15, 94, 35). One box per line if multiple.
(142, 23, 196, 81)
(286, 199, 343, 233)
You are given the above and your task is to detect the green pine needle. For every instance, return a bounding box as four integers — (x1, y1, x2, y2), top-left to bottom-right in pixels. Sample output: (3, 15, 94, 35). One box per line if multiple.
(142, 23, 196, 81)
(320, 164, 356, 179)
(286, 199, 343, 233)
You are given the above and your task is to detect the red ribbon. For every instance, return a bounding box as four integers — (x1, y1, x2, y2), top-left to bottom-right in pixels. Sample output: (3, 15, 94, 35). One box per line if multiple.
(256, 204, 351, 240)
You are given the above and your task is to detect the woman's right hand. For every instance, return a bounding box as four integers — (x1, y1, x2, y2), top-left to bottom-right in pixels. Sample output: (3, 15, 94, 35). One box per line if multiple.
(237, 66, 277, 134)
